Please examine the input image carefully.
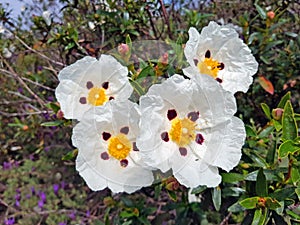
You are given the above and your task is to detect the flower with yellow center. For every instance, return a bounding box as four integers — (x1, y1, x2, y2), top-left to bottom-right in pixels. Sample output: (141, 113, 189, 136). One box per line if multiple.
(72, 100, 154, 193)
(183, 21, 258, 93)
(137, 75, 245, 188)
(55, 54, 133, 120)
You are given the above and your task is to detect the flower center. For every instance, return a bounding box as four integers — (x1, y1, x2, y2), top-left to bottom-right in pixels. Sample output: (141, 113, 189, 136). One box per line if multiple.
(107, 134, 132, 160)
(169, 117, 197, 147)
(87, 87, 108, 106)
(196, 50, 224, 79)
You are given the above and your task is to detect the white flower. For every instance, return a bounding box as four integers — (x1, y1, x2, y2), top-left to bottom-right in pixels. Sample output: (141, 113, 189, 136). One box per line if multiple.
(55, 54, 132, 120)
(188, 189, 202, 203)
(184, 21, 258, 93)
(2, 47, 12, 58)
(136, 74, 245, 188)
(42, 10, 51, 26)
(88, 21, 95, 30)
(72, 100, 154, 193)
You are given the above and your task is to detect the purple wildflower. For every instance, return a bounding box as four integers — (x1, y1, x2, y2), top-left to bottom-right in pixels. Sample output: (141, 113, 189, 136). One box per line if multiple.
(31, 186, 35, 195)
(86, 210, 90, 218)
(17, 87, 23, 93)
(53, 184, 59, 195)
(39, 191, 46, 202)
(38, 199, 44, 209)
(58, 222, 67, 225)
(3, 161, 12, 170)
(4, 217, 15, 225)
(60, 181, 66, 190)
(68, 210, 76, 220)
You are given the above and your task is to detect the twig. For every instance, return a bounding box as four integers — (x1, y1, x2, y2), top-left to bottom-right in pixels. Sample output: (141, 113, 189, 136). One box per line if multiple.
(1, 55, 46, 107)
(21, 77, 55, 92)
(13, 35, 65, 67)
(158, 0, 172, 39)
(0, 110, 52, 117)
(220, 212, 232, 225)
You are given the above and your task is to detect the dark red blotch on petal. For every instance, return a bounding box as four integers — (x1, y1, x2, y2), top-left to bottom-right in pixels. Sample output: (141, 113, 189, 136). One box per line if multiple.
(86, 81, 94, 89)
(167, 109, 177, 121)
(109, 96, 115, 101)
(161, 132, 169, 142)
(120, 159, 128, 167)
(102, 132, 111, 141)
(79, 97, 87, 104)
(216, 78, 223, 83)
(132, 142, 139, 151)
(102, 82, 109, 89)
(100, 152, 109, 160)
(187, 111, 199, 122)
(205, 50, 211, 59)
(120, 126, 129, 135)
(179, 147, 187, 156)
(195, 133, 204, 145)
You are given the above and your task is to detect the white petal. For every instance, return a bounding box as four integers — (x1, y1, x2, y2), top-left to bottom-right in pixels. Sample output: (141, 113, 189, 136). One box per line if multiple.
(55, 80, 89, 120)
(184, 27, 201, 65)
(202, 117, 245, 171)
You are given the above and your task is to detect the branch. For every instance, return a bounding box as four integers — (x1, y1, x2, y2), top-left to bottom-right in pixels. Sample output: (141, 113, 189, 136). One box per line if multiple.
(0, 55, 46, 107)
(0, 110, 52, 117)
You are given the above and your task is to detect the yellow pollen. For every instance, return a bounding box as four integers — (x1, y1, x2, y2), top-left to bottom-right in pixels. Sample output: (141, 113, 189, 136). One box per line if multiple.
(169, 118, 197, 147)
(87, 87, 108, 106)
(197, 57, 222, 79)
(108, 134, 132, 160)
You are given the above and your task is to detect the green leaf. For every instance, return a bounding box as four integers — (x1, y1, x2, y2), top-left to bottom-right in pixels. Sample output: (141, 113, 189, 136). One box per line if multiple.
(167, 190, 177, 201)
(41, 120, 64, 126)
(45, 102, 60, 113)
(261, 103, 271, 120)
(191, 185, 207, 194)
(282, 101, 298, 141)
(258, 126, 274, 138)
(269, 187, 296, 201)
(277, 92, 291, 109)
(252, 208, 267, 225)
(254, 3, 266, 19)
(61, 149, 78, 160)
(278, 140, 300, 158)
(256, 169, 268, 197)
(294, 113, 300, 121)
(137, 65, 155, 79)
(245, 125, 257, 137)
(272, 119, 282, 132)
(212, 187, 221, 211)
(295, 187, 300, 201)
(240, 197, 260, 209)
(221, 172, 245, 183)
(265, 197, 282, 210)
(291, 167, 300, 185)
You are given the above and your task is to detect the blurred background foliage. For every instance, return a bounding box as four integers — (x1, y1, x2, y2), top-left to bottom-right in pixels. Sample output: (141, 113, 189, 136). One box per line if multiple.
(0, 0, 299, 224)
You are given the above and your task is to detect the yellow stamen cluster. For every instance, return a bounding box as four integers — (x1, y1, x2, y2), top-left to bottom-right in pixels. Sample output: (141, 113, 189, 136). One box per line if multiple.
(87, 87, 108, 106)
(169, 118, 197, 147)
(197, 58, 221, 79)
(108, 134, 132, 160)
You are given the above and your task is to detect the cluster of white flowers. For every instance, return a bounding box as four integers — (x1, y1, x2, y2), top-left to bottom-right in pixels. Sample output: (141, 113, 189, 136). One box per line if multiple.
(55, 21, 258, 193)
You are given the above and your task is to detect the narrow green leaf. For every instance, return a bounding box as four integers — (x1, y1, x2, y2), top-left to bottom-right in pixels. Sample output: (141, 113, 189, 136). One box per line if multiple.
(291, 167, 300, 185)
(277, 92, 291, 109)
(41, 120, 64, 126)
(252, 208, 267, 225)
(137, 65, 155, 79)
(258, 126, 274, 138)
(228, 202, 245, 213)
(221, 173, 245, 183)
(191, 185, 207, 194)
(278, 140, 300, 158)
(272, 119, 282, 132)
(282, 101, 297, 141)
(261, 103, 271, 120)
(240, 197, 260, 209)
(295, 187, 300, 201)
(167, 190, 177, 201)
(61, 149, 78, 160)
(245, 125, 257, 137)
(256, 168, 268, 197)
(265, 197, 282, 210)
(212, 187, 221, 211)
(255, 3, 266, 19)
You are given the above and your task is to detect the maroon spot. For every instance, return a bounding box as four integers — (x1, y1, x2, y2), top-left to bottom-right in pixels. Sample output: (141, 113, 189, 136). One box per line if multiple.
(120, 159, 128, 167)
(161, 132, 169, 142)
(179, 147, 187, 156)
(132, 142, 139, 151)
(216, 78, 223, 83)
(193, 59, 199, 66)
(205, 50, 211, 58)
(102, 132, 111, 141)
(109, 96, 114, 101)
(102, 82, 109, 89)
(167, 109, 177, 121)
(187, 111, 199, 122)
(86, 81, 93, 89)
(217, 62, 225, 70)
(100, 152, 109, 160)
(195, 133, 204, 145)
(79, 97, 87, 104)
(120, 126, 129, 135)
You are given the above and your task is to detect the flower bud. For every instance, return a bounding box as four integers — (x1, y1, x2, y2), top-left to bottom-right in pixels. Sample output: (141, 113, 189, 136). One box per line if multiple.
(165, 177, 179, 191)
(118, 43, 130, 56)
(56, 109, 64, 119)
(272, 108, 283, 120)
(267, 11, 275, 20)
